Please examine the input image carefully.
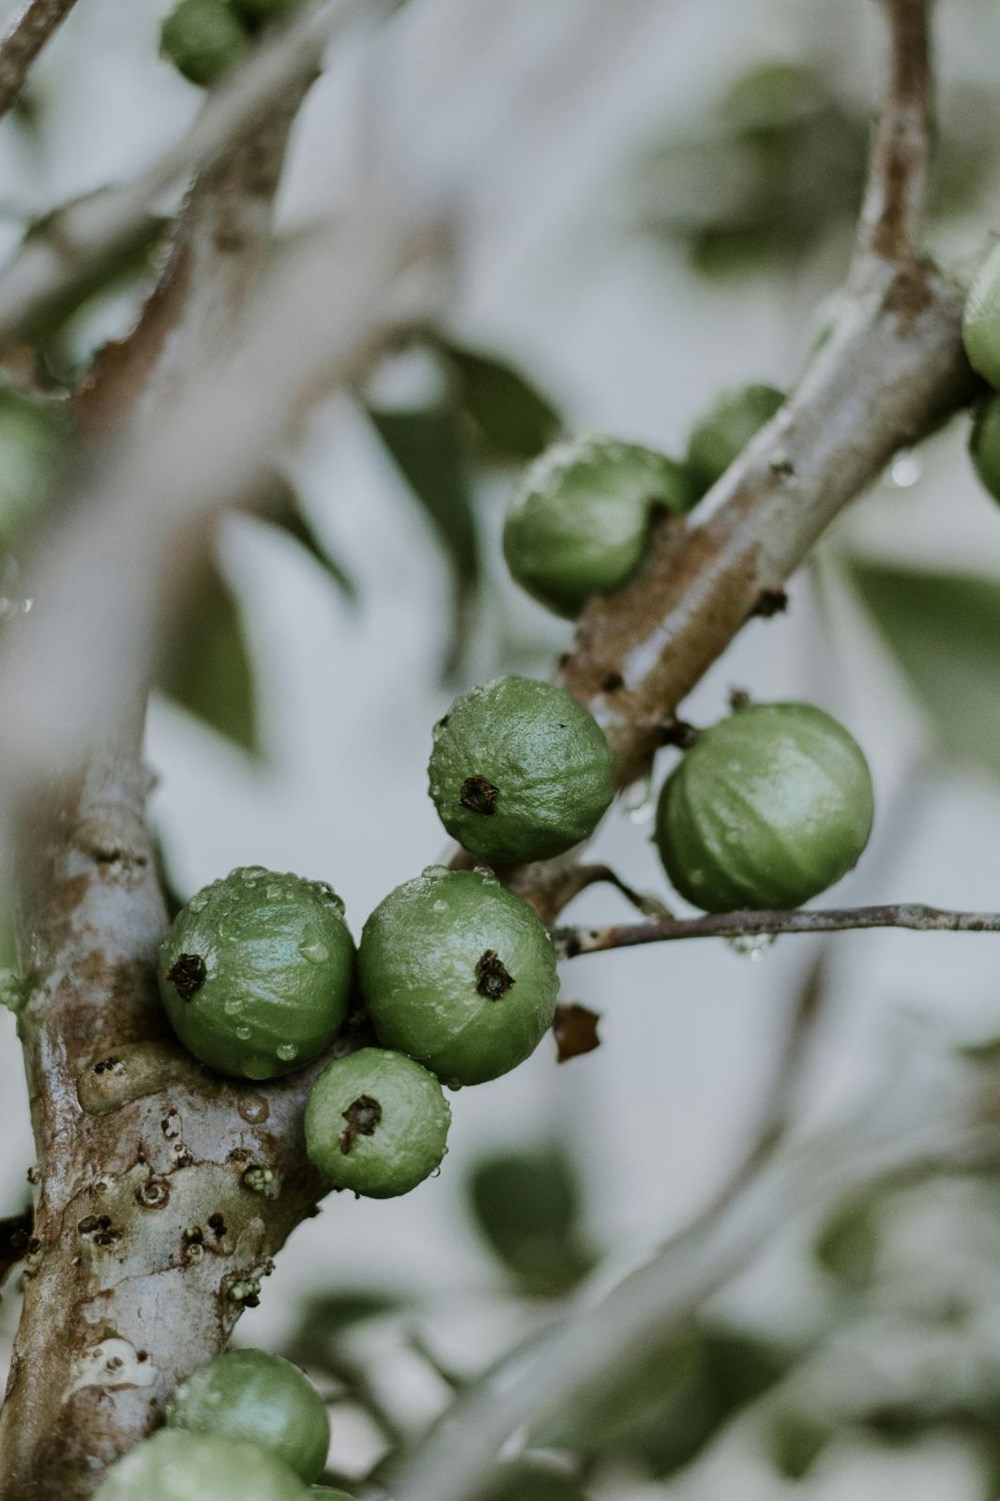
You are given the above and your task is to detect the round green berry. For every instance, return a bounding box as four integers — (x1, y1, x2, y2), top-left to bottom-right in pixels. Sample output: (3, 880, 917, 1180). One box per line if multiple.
(429, 676, 614, 863)
(93, 1431, 308, 1501)
(160, 0, 249, 88)
(970, 392, 1000, 502)
(305, 1047, 450, 1198)
(963, 242, 1000, 388)
(655, 702, 874, 912)
(503, 434, 695, 617)
(158, 867, 355, 1081)
(166, 1349, 330, 1483)
(686, 384, 785, 497)
(358, 868, 559, 1086)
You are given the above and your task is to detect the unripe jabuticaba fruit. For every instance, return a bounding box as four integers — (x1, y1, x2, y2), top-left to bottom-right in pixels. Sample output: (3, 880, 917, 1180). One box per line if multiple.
(160, 0, 249, 87)
(358, 868, 559, 1086)
(503, 434, 695, 617)
(686, 383, 785, 497)
(655, 702, 874, 912)
(970, 392, 1000, 503)
(92, 1430, 308, 1501)
(166, 1349, 330, 1483)
(963, 242, 1000, 388)
(429, 676, 614, 863)
(158, 867, 354, 1080)
(305, 1047, 451, 1197)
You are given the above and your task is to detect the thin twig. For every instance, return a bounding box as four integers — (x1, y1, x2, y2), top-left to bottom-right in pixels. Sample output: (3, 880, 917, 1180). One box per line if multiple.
(0, 0, 78, 121)
(856, 0, 933, 262)
(552, 903, 1000, 958)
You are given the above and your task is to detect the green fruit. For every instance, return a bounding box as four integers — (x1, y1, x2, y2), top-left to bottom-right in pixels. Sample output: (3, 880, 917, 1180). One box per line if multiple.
(93, 1431, 308, 1501)
(358, 868, 559, 1086)
(655, 702, 874, 912)
(428, 676, 614, 863)
(305, 1047, 450, 1197)
(166, 1349, 330, 1483)
(686, 384, 785, 496)
(160, 0, 249, 87)
(963, 242, 1000, 388)
(158, 867, 355, 1081)
(970, 392, 1000, 501)
(503, 434, 695, 617)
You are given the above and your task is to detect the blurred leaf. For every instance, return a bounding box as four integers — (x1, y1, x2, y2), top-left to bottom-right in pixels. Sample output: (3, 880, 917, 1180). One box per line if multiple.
(468, 1145, 595, 1296)
(543, 1323, 792, 1479)
(368, 405, 478, 675)
(286, 1290, 405, 1372)
(160, 559, 257, 755)
(815, 1196, 881, 1289)
(632, 61, 866, 276)
(436, 339, 561, 460)
(483, 1462, 591, 1501)
(260, 473, 356, 600)
(767, 1408, 832, 1480)
(848, 560, 1000, 777)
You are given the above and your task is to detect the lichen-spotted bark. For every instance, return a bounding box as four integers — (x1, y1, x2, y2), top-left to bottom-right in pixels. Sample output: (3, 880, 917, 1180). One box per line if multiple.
(0, 752, 328, 1498)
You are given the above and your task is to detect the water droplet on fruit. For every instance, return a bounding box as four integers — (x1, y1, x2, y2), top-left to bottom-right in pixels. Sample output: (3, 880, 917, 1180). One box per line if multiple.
(189, 892, 208, 913)
(224, 998, 241, 1015)
(432, 899, 448, 914)
(422, 865, 451, 881)
(276, 1042, 298, 1062)
(266, 883, 283, 901)
(235, 1024, 252, 1041)
(726, 933, 776, 961)
(299, 930, 329, 964)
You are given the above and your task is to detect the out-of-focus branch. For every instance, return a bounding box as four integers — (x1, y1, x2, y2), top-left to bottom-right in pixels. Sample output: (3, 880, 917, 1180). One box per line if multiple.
(0, 0, 361, 347)
(392, 1049, 1000, 1501)
(857, 0, 933, 263)
(552, 902, 1000, 958)
(0, 0, 78, 120)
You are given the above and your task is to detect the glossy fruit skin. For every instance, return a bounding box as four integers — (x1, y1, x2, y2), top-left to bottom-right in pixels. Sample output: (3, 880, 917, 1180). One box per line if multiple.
(166, 1349, 330, 1483)
(429, 676, 614, 863)
(160, 0, 248, 87)
(655, 702, 874, 912)
(970, 392, 1000, 502)
(158, 867, 354, 1081)
(358, 868, 559, 1086)
(963, 242, 1000, 388)
(92, 1430, 308, 1501)
(305, 1047, 450, 1197)
(686, 384, 784, 497)
(503, 434, 695, 617)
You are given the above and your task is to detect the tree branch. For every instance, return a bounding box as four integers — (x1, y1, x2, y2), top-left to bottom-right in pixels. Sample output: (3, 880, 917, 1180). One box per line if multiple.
(552, 902, 1000, 958)
(0, 0, 79, 121)
(0, 0, 360, 348)
(857, 0, 933, 262)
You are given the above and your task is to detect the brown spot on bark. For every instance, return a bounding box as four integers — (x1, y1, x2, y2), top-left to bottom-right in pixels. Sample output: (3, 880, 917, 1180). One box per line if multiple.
(475, 950, 514, 1000)
(751, 588, 788, 619)
(207, 1213, 227, 1238)
(553, 1003, 601, 1063)
(135, 1180, 170, 1209)
(460, 776, 499, 816)
(339, 1095, 382, 1154)
(601, 671, 625, 692)
(238, 1095, 269, 1124)
(658, 718, 700, 749)
(165, 954, 206, 1001)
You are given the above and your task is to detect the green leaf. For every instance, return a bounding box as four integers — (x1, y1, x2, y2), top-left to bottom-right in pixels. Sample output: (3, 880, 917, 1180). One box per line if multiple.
(467, 1145, 595, 1296)
(288, 1290, 404, 1367)
(160, 559, 257, 755)
(368, 406, 479, 674)
(437, 340, 561, 460)
(848, 559, 1000, 776)
(814, 1196, 881, 1289)
(261, 473, 356, 600)
(484, 1462, 591, 1501)
(766, 1409, 832, 1480)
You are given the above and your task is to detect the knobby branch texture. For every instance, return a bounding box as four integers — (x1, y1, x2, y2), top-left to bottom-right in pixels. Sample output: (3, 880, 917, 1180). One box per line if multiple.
(0, 0, 78, 121)
(0, 69, 334, 1501)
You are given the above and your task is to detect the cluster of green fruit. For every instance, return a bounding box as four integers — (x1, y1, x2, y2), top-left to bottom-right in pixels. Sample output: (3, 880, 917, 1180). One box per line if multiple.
(964, 246, 1000, 504)
(94, 1346, 342, 1499)
(503, 383, 784, 617)
(160, 0, 301, 88)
